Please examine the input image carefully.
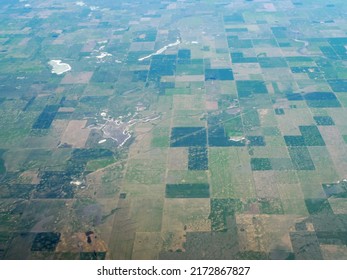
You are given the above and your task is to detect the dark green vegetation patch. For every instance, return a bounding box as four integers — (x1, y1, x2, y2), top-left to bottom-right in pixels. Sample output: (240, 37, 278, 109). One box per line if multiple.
(34, 171, 75, 199)
(284, 126, 325, 147)
(327, 79, 347, 92)
(178, 49, 191, 60)
(205, 69, 234, 81)
(32, 105, 60, 129)
(149, 54, 176, 81)
(80, 252, 106, 260)
(322, 181, 347, 198)
(207, 114, 245, 147)
(290, 232, 323, 260)
(231, 52, 257, 63)
(159, 81, 175, 95)
(170, 127, 207, 147)
(304, 199, 334, 215)
(251, 158, 272, 171)
(286, 92, 341, 108)
(271, 26, 287, 38)
(165, 183, 210, 198)
(208, 126, 245, 147)
(320, 46, 339, 59)
(286, 93, 303, 101)
(291, 67, 320, 73)
(22, 96, 36, 111)
(31, 232, 61, 251)
(314, 116, 335, 126)
(247, 136, 265, 146)
(224, 13, 244, 23)
(0, 149, 5, 175)
(304, 92, 341, 108)
(0, 158, 5, 175)
(0, 182, 35, 199)
(188, 147, 208, 170)
(209, 199, 243, 232)
(288, 147, 315, 170)
(275, 108, 285, 115)
(285, 136, 302, 146)
(299, 126, 325, 146)
(316, 232, 347, 246)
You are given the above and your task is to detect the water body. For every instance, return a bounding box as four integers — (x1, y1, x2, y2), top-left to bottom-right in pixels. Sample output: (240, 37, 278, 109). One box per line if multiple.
(293, 38, 309, 55)
(138, 38, 181, 61)
(48, 60, 71, 75)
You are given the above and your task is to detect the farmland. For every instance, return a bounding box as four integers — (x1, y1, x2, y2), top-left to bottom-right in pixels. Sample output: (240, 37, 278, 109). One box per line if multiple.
(0, 0, 347, 260)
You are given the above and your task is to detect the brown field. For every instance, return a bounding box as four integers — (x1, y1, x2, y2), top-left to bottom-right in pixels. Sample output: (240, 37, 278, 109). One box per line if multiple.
(273, 98, 291, 109)
(327, 108, 347, 126)
(61, 72, 93, 84)
(209, 58, 231, 69)
(258, 108, 278, 126)
(320, 244, 347, 259)
(18, 37, 30, 46)
(55, 87, 65, 94)
(319, 127, 347, 177)
(60, 120, 90, 148)
(81, 40, 96, 52)
(168, 147, 188, 170)
(128, 124, 153, 157)
(319, 126, 344, 146)
(83, 169, 104, 197)
(329, 198, 347, 215)
(161, 231, 186, 252)
(175, 75, 204, 82)
(232, 63, 262, 80)
(56, 232, 107, 253)
(253, 171, 280, 199)
(236, 214, 300, 253)
(107, 199, 136, 259)
(251, 146, 289, 158)
(277, 183, 308, 215)
(206, 100, 218, 110)
(324, 145, 347, 178)
(132, 232, 163, 259)
(255, 47, 283, 57)
(262, 68, 293, 82)
(276, 114, 302, 135)
(129, 197, 164, 232)
(162, 198, 211, 232)
(173, 94, 205, 110)
(283, 109, 314, 126)
(122, 183, 165, 198)
(58, 107, 75, 113)
(18, 170, 40, 185)
(129, 42, 155, 51)
(52, 39, 65, 45)
(25, 119, 69, 149)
